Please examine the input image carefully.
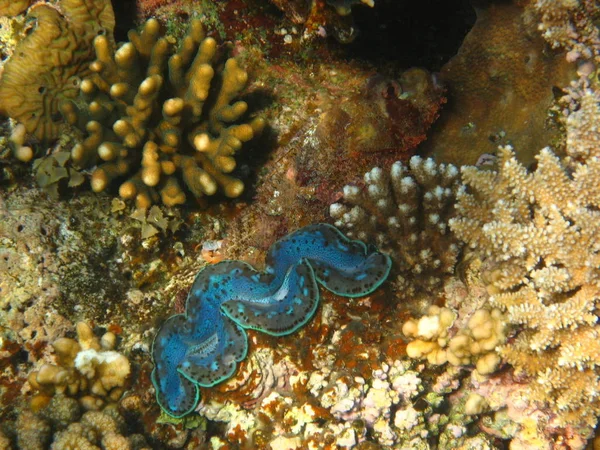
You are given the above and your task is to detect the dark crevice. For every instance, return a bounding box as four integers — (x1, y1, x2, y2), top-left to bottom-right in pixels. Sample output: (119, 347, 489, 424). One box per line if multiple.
(344, 0, 476, 71)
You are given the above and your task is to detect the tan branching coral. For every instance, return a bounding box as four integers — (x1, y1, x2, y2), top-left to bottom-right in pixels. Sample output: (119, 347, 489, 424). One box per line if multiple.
(565, 88, 600, 161)
(330, 156, 461, 294)
(65, 17, 264, 207)
(28, 322, 130, 413)
(0, 0, 115, 141)
(449, 145, 600, 429)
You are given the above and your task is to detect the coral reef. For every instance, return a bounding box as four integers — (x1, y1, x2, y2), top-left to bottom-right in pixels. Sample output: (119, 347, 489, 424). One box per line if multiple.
(330, 155, 461, 296)
(449, 144, 600, 433)
(194, 326, 507, 448)
(2, 0, 600, 447)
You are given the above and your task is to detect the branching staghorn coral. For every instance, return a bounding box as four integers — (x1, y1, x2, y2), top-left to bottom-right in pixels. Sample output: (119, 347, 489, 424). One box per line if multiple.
(449, 145, 600, 430)
(66, 17, 265, 207)
(534, 0, 600, 62)
(330, 156, 462, 295)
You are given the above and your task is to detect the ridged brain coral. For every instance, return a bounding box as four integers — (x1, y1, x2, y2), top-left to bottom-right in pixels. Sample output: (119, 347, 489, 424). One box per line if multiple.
(0, 0, 115, 141)
(0, 0, 31, 16)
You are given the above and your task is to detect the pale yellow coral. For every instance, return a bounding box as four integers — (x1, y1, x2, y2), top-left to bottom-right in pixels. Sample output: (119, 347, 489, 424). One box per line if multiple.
(402, 305, 506, 374)
(464, 393, 489, 415)
(28, 322, 130, 412)
(450, 144, 600, 429)
(403, 306, 456, 365)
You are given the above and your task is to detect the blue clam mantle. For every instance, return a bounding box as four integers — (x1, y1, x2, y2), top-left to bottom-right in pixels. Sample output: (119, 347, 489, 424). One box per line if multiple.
(151, 223, 392, 417)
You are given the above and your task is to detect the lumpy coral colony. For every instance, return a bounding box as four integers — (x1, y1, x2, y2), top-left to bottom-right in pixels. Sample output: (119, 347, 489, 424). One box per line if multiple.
(3, 0, 600, 447)
(0, 0, 264, 207)
(152, 223, 392, 417)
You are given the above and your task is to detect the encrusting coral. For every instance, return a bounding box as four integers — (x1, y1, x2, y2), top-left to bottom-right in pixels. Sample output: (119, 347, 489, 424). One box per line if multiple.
(330, 155, 462, 295)
(28, 321, 130, 413)
(420, 0, 574, 166)
(449, 143, 600, 431)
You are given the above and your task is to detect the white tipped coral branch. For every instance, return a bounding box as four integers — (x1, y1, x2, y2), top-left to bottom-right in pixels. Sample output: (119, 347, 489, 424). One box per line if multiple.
(330, 156, 461, 295)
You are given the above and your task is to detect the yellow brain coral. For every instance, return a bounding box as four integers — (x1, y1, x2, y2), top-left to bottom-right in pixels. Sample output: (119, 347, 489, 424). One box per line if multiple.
(0, 0, 115, 141)
(0, 0, 31, 16)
